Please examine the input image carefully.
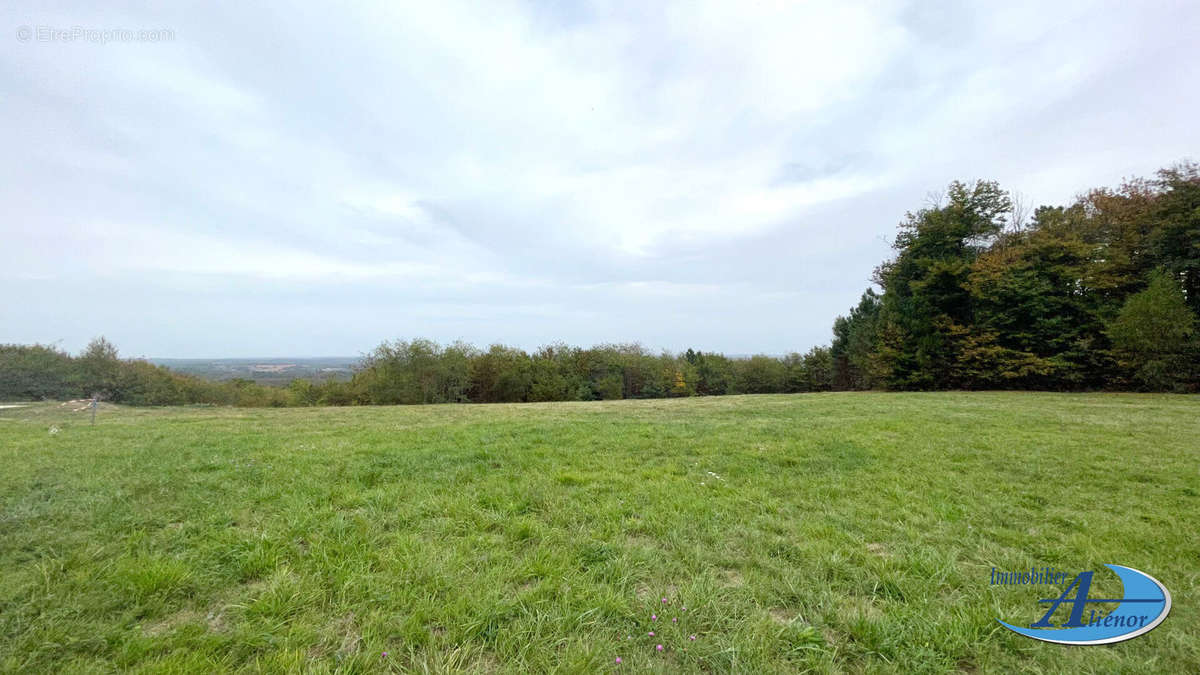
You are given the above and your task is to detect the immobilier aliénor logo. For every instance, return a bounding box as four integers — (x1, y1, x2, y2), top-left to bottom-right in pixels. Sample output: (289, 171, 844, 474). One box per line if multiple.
(992, 564, 1171, 645)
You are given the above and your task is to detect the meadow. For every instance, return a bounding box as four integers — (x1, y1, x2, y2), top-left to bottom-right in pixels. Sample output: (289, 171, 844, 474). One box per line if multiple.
(1, 392, 1197, 673)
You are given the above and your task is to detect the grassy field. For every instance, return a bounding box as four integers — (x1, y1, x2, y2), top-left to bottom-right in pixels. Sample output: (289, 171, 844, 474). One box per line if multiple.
(1, 393, 1198, 673)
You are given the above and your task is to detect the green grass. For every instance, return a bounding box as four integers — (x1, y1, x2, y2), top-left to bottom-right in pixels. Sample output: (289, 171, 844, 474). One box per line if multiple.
(1, 393, 1198, 673)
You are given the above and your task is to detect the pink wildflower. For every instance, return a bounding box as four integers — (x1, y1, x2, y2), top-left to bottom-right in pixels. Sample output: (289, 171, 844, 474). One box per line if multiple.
(656, 644, 664, 652)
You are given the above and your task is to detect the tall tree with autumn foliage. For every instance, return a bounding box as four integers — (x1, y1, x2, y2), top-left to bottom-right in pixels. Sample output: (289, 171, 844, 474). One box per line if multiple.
(871, 180, 1011, 389)
(833, 161, 1200, 392)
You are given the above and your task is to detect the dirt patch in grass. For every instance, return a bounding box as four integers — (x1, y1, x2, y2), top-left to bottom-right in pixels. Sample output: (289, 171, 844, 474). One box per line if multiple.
(335, 613, 362, 658)
(720, 568, 745, 587)
(625, 534, 659, 550)
(470, 652, 503, 673)
(144, 592, 241, 636)
(769, 607, 800, 625)
(205, 608, 228, 633)
(306, 612, 361, 660)
(144, 609, 203, 636)
(865, 542, 891, 558)
(838, 596, 884, 622)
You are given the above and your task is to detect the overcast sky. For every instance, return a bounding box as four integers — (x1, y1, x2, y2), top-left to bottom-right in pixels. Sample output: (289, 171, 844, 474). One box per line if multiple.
(2, 1, 1197, 358)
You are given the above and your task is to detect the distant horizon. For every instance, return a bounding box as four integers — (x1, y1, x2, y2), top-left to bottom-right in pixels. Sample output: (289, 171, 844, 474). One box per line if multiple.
(11, 339, 781, 362)
(147, 355, 364, 363)
(145, 349, 776, 362)
(15, 337, 808, 362)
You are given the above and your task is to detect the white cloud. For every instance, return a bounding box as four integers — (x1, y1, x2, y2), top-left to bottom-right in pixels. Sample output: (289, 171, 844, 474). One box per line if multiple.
(1, 0, 1198, 355)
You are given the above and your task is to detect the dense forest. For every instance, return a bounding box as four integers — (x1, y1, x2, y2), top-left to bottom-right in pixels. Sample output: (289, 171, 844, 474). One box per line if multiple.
(831, 162, 1198, 392)
(2, 163, 1196, 406)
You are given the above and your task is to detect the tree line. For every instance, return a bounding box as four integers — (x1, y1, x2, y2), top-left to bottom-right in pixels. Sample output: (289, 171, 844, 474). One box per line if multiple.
(829, 162, 1199, 392)
(0, 338, 834, 406)
(2, 162, 1196, 406)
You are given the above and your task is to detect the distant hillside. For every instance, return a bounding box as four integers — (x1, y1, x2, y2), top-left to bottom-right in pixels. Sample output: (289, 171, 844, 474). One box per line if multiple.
(149, 357, 359, 385)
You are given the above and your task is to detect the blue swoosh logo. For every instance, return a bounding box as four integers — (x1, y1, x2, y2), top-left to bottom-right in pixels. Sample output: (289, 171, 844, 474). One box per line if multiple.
(997, 565, 1171, 645)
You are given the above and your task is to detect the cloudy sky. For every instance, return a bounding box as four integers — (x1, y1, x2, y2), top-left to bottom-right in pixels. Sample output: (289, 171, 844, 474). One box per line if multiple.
(3, 1, 1197, 358)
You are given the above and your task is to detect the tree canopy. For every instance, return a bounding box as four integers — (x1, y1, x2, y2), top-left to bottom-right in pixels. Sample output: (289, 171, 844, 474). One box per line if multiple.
(832, 162, 1200, 392)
